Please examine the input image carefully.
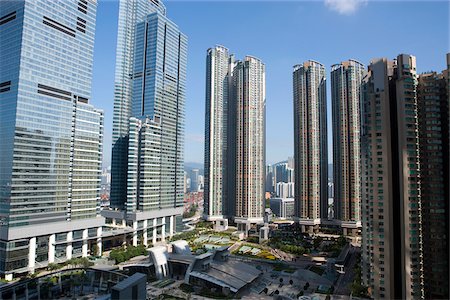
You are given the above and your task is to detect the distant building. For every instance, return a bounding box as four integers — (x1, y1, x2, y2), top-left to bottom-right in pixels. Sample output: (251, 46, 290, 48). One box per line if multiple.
(270, 198, 295, 219)
(265, 165, 274, 193)
(190, 169, 200, 192)
(276, 182, 294, 198)
(293, 61, 328, 221)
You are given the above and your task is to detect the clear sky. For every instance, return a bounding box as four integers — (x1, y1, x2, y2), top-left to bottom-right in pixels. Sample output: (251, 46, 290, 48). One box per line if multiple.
(91, 0, 449, 167)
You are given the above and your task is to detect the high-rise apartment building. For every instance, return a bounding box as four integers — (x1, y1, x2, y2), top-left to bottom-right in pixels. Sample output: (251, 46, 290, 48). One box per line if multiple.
(0, 0, 103, 279)
(204, 49, 265, 224)
(105, 4, 187, 244)
(417, 66, 449, 299)
(230, 56, 266, 223)
(361, 54, 424, 299)
(110, 0, 166, 210)
(293, 61, 328, 222)
(204, 46, 234, 220)
(331, 60, 365, 223)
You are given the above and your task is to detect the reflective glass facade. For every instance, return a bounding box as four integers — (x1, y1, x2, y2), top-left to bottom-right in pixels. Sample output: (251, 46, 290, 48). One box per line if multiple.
(0, 0, 103, 276)
(125, 10, 187, 214)
(111, 0, 166, 209)
(0, 0, 102, 229)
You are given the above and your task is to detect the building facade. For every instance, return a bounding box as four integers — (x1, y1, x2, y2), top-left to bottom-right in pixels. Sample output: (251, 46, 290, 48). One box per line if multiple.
(105, 7, 187, 243)
(293, 61, 328, 221)
(204, 46, 234, 220)
(361, 55, 424, 299)
(417, 67, 449, 299)
(0, 0, 103, 279)
(331, 60, 365, 223)
(269, 198, 295, 219)
(110, 0, 166, 210)
(276, 182, 294, 198)
(230, 56, 266, 223)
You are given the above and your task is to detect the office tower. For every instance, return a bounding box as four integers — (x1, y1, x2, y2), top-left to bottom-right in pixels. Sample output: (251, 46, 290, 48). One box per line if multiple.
(108, 8, 187, 242)
(230, 56, 266, 223)
(190, 169, 199, 193)
(0, 0, 103, 279)
(110, 0, 166, 210)
(293, 61, 328, 221)
(331, 60, 365, 223)
(265, 165, 274, 193)
(418, 67, 449, 299)
(204, 46, 233, 220)
(275, 162, 288, 183)
(361, 54, 423, 299)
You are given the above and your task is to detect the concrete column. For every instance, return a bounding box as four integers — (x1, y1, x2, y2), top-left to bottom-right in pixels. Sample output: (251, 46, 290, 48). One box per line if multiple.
(82, 229, 89, 257)
(143, 220, 148, 246)
(5, 273, 13, 281)
(48, 234, 55, 263)
(132, 221, 138, 246)
(169, 215, 174, 237)
(96, 227, 102, 256)
(152, 218, 157, 244)
(112, 218, 116, 226)
(66, 232, 73, 260)
(161, 217, 166, 241)
(343, 227, 348, 236)
(28, 237, 36, 272)
(122, 219, 126, 227)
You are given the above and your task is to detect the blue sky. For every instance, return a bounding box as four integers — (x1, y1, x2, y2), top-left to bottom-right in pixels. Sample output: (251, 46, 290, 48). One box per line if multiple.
(91, 0, 449, 167)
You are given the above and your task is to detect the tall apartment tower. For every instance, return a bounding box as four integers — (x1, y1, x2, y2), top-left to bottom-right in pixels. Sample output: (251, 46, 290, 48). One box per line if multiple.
(229, 56, 266, 223)
(361, 55, 424, 299)
(204, 50, 266, 224)
(293, 61, 328, 222)
(0, 0, 103, 280)
(110, 0, 166, 210)
(418, 66, 449, 299)
(331, 60, 365, 223)
(204, 46, 234, 220)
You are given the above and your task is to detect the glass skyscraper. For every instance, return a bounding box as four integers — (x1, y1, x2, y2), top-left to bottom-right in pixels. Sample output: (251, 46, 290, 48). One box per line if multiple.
(0, 0, 103, 279)
(105, 0, 187, 246)
(111, 0, 166, 210)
